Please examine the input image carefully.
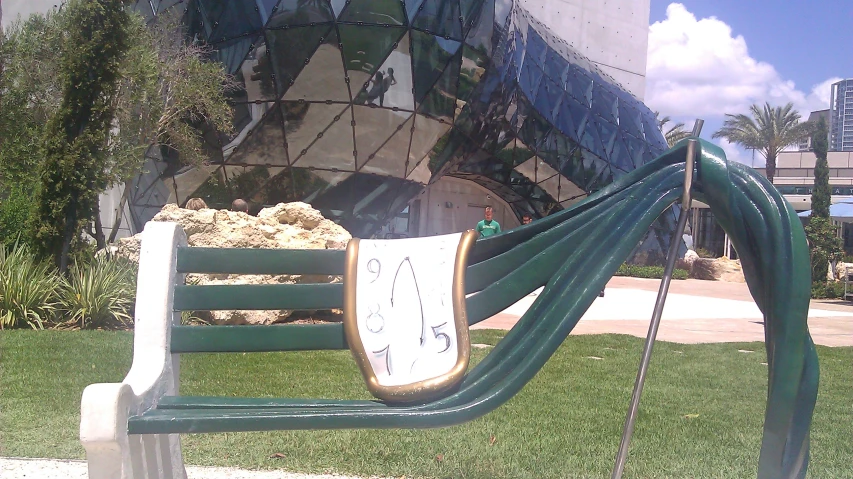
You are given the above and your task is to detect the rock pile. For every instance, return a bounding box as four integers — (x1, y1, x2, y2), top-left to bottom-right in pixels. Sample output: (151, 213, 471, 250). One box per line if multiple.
(112, 202, 351, 325)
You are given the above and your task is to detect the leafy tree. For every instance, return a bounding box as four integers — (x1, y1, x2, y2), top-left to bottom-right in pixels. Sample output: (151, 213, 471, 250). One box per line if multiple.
(31, 0, 132, 272)
(654, 112, 690, 147)
(810, 117, 830, 219)
(3, 6, 234, 255)
(805, 116, 841, 282)
(712, 102, 812, 184)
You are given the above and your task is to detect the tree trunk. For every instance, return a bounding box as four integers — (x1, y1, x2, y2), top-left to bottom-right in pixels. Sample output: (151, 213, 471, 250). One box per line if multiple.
(93, 201, 106, 250)
(765, 153, 776, 184)
(108, 181, 132, 244)
(59, 201, 77, 274)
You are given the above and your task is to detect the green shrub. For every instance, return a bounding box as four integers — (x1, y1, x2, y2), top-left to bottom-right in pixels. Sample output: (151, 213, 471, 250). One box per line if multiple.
(0, 242, 60, 329)
(616, 263, 688, 280)
(56, 256, 137, 329)
(0, 187, 35, 246)
(695, 247, 717, 259)
(811, 281, 846, 299)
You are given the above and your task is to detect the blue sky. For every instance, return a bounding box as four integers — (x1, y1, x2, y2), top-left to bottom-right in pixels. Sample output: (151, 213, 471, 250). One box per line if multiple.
(645, 1, 853, 166)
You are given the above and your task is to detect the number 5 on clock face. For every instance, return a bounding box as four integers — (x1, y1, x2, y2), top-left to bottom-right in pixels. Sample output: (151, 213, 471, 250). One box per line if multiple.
(343, 230, 478, 403)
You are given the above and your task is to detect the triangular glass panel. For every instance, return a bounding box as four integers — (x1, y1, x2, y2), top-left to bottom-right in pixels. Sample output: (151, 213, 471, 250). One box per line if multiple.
(405, 0, 426, 23)
(591, 84, 618, 124)
(339, 0, 406, 26)
(212, 34, 260, 75)
(579, 117, 606, 157)
(352, 107, 412, 170)
(209, 0, 264, 43)
(226, 102, 289, 167)
(566, 66, 593, 106)
(419, 49, 462, 121)
(407, 116, 451, 176)
(349, 29, 414, 110)
(237, 37, 278, 102)
(534, 75, 562, 124)
(596, 118, 618, 157)
(411, 31, 462, 103)
(330, 0, 347, 18)
(412, 0, 463, 40)
(565, 95, 589, 141)
(623, 134, 646, 169)
(283, 102, 344, 163)
(359, 114, 414, 178)
(291, 105, 356, 171)
(518, 61, 544, 103)
(543, 47, 569, 85)
(267, 0, 335, 28)
(609, 135, 634, 173)
(525, 28, 548, 67)
(188, 0, 228, 42)
(266, 24, 334, 97)
(642, 113, 669, 152)
(617, 101, 645, 140)
(283, 29, 349, 102)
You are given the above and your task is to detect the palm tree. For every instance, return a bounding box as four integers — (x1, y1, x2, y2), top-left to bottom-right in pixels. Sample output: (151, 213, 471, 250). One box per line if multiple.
(712, 102, 812, 184)
(654, 112, 691, 147)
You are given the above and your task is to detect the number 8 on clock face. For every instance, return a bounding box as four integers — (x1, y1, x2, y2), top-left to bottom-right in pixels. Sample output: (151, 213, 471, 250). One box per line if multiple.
(343, 230, 478, 402)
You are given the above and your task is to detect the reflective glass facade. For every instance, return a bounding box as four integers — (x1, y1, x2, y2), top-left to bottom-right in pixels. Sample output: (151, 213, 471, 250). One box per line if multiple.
(131, 0, 673, 244)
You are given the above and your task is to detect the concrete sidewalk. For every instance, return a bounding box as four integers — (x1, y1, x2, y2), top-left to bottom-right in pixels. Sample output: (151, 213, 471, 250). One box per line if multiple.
(473, 277, 853, 346)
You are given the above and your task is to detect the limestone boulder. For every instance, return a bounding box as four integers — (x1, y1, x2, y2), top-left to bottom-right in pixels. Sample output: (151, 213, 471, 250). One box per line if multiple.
(689, 256, 745, 283)
(833, 262, 853, 282)
(113, 202, 351, 325)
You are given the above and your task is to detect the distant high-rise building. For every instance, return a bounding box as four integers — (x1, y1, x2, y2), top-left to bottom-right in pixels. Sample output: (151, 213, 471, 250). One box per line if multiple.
(798, 109, 830, 151)
(830, 79, 853, 152)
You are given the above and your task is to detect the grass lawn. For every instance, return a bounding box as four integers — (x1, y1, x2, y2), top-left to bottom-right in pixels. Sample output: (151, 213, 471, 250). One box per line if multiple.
(1, 330, 851, 478)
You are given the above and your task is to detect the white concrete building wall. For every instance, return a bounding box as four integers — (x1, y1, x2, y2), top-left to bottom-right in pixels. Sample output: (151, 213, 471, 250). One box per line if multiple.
(521, 0, 651, 100)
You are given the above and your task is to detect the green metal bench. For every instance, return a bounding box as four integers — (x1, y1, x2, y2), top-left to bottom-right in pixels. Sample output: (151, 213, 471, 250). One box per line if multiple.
(80, 139, 818, 479)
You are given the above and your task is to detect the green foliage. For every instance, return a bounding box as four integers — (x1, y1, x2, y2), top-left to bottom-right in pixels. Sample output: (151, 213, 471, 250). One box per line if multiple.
(0, 186, 35, 245)
(0, 241, 60, 329)
(56, 257, 137, 330)
(712, 103, 813, 183)
(810, 281, 845, 299)
(616, 263, 688, 280)
(655, 112, 690, 147)
(695, 247, 718, 259)
(805, 217, 843, 282)
(810, 117, 830, 219)
(31, 0, 131, 271)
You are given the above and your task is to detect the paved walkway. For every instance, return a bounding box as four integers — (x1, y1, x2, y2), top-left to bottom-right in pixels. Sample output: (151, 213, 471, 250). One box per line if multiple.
(473, 277, 853, 346)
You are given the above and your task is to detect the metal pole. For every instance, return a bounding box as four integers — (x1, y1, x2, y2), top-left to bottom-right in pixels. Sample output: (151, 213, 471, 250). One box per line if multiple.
(611, 122, 702, 479)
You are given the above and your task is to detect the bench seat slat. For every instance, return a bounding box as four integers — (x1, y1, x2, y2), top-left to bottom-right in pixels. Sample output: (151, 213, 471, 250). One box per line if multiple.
(157, 396, 378, 409)
(173, 284, 343, 311)
(128, 408, 397, 435)
(176, 247, 345, 275)
(171, 324, 348, 353)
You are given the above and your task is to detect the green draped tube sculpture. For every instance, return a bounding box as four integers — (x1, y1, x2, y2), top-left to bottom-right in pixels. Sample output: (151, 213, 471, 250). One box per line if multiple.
(129, 140, 817, 479)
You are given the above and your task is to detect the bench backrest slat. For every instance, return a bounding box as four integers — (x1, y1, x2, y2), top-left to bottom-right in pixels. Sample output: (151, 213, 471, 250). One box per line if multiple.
(171, 324, 348, 353)
(173, 284, 343, 311)
(176, 247, 345, 275)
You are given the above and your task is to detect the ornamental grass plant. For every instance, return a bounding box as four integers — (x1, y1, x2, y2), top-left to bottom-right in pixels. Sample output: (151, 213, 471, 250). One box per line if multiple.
(56, 256, 137, 330)
(0, 241, 60, 329)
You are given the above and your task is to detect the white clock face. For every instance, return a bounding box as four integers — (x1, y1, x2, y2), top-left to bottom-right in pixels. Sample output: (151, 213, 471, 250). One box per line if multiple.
(354, 233, 464, 387)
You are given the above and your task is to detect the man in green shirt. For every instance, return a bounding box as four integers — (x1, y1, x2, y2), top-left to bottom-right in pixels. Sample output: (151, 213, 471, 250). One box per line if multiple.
(476, 206, 501, 238)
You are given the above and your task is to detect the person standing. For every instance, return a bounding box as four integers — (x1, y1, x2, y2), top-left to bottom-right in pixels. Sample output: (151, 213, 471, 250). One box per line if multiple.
(476, 206, 501, 238)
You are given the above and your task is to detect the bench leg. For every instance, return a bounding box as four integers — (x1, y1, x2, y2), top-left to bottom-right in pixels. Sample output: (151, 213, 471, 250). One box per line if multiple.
(81, 383, 187, 479)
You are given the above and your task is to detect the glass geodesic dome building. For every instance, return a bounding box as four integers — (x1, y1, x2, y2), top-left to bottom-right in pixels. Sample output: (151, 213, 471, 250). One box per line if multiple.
(130, 0, 674, 248)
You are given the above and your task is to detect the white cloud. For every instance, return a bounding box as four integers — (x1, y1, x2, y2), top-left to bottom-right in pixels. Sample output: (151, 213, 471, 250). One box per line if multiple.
(645, 3, 836, 118)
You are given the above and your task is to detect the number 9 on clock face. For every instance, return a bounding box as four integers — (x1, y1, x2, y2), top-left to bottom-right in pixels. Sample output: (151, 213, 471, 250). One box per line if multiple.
(343, 230, 477, 402)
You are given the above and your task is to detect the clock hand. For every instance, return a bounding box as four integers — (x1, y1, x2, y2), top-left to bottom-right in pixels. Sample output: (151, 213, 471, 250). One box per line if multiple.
(391, 257, 427, 346)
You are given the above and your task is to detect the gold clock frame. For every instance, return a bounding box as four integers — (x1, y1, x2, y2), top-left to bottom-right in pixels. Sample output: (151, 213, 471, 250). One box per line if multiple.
(343, 229, 478, 403)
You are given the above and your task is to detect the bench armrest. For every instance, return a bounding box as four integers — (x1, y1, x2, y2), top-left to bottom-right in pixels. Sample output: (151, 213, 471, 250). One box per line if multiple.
(80, 222, 187, 479)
